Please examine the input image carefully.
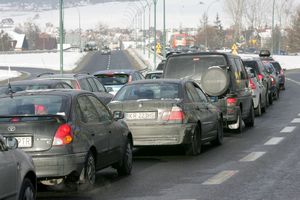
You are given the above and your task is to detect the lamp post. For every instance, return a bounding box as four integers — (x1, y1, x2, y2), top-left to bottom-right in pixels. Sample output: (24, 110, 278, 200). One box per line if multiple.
(271, 0, 275, 55)
(162, 0, 166, 59)
(59, 0, 64, 75)
(76, 7, 81, 52)
(153, 0, 158, 69)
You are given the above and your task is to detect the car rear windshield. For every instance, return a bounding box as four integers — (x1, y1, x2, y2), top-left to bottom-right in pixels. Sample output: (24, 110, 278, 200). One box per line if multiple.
(164, 55, 227, 79)
(113, 83, 180, 101)
(95, 74, 129, 85)
(242, 61, 260, 74)
(0, 95, 69, 117)
(271, 62, 282, 72)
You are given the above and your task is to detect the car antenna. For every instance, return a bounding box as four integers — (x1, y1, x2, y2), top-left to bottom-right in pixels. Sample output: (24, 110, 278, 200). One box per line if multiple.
(7, 66, 14, 98)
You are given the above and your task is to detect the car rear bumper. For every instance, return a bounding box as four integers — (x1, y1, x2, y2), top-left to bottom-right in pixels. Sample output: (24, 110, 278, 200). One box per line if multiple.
(31, 152, 86, 179)
(127, 123, 194, 146)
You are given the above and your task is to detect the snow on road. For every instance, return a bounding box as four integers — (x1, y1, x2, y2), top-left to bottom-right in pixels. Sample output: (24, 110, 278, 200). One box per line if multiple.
(0, 69, 21, 81)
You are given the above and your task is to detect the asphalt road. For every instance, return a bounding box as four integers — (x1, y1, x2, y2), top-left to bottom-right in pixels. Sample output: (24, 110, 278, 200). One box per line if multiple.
(34, 51, 300, 200)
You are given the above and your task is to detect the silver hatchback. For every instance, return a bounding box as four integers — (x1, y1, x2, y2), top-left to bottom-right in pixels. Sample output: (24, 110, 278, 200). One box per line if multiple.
(0, 135, 36, 200)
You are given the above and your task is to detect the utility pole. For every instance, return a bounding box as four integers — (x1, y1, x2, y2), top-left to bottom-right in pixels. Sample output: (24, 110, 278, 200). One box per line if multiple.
(162, 0, 166, 59)
(153, 0, 158, 69)
(59, 0, 64, 75)
(271, 0, 275, 55)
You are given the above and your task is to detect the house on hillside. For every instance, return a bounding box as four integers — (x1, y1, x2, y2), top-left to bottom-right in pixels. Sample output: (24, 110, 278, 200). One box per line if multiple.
(6, 31, 29, 51)
(36, 33, 57, 50)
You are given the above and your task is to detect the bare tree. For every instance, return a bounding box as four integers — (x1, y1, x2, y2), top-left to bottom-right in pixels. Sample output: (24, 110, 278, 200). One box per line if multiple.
(244, 0, 268, 29)
(224, 0, 246, 42)
(276, 0, 296, 28)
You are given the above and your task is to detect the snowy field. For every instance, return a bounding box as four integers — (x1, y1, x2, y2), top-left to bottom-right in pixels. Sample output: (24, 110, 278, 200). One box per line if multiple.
(0, 51, 86, 71)
(0, 69, 21, 81)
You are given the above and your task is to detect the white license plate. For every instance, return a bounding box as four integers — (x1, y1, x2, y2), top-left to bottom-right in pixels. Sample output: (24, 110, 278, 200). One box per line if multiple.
(126, 112, 156, 120)
(15, 137, 32, 148)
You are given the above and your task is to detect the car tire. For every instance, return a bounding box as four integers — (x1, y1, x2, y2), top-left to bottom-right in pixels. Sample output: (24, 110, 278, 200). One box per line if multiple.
(255, 99, 262, 116)
(19, 178, 36, 200)
(245, 104, 255, 127)
(116, 138, 133, 176)
(77, 152, 96, 191)
(185, 125, 202, 156)
(211, 117, 224, 146)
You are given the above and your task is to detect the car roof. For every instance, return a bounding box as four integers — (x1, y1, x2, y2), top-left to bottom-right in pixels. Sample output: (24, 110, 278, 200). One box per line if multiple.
(241, 57, 261, 61)
(0, 89, 91, 98)
(93, 69, 140, 75)
(5, 79, 68, 86)
(37, 73, 93, 79)
(167, 52, 240, 59)
(125, 78, 190, 85)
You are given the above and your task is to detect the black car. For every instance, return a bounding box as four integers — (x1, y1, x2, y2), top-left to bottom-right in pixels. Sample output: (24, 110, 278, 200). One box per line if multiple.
(163, 52, 254, 133)
(109, 79, 223, 156)
(0, 90, 133, 189)
(37, 73, 113, 104)
(0, 79, 73, 95)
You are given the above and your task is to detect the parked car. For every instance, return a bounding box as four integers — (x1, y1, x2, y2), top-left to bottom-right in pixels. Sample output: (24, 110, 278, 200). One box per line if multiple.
(262, 62, 280, 100)
(245, 67, 267, 116)
(37, 73, 113, 104)
(93, 69, 145, 95)
(109, 79, 223, 156)
(269, 61, 286, 90)
(242, 57, 270, 109)
(0, 135, 36, 200)
(163, 52, 254, 133)
(145, 70, 163, 79)
(0, 79, 73, 95)
(0, 89, 133, 189)
(101, 46, 111, 55)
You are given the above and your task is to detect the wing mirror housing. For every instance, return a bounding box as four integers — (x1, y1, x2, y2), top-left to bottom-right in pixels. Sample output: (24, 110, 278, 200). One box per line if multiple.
(113, 111, 124, 120)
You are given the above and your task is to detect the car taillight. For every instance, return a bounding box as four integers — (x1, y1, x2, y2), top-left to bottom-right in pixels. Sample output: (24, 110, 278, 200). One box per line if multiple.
(270, 75, 276, 86)
(128, 76, 132, 83)
(227, 97, 237, 107)
(258, 74, 264, 81)
(10, 117, 20, 122)
(162, 106, 184, 122)
(53, 124, 73, 146)
(249, 79, 256, 90)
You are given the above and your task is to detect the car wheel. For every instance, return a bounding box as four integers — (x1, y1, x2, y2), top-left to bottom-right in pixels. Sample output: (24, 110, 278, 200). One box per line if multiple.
(185, 125, 201, 156)
(78, 152, 96, 190)
(19, 178, 36, 200)
(116, 138, 133, 176)
(211, 117, 223, 146)
(254, 99, 262, 116)
(245, 104, 255, 127)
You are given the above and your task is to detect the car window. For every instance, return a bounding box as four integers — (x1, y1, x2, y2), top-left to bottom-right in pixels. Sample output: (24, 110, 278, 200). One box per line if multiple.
(194, 86, 208, 103)
(78, 78, 92, 91)
(87, 78, 98, 92)
(0, 138, 6, 151)
(77, 95, 100, 123)
(62, 83, 73, 89)
(234, 58, 244, 80)
(185, 82, 201, 102)
(93, 78, 106, 92)
(88, 96, 112, 122)
(55, 84, 64, 89)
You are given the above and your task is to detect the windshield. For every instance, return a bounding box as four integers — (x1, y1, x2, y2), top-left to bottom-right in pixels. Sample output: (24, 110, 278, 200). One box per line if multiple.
(165, 55, 227, 79)
(95, 74, 129, 85)
(113, 83, 180, 101)
(0, 94, 69, 116)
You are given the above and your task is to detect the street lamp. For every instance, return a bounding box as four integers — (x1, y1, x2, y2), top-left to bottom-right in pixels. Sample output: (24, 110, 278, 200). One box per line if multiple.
(153, 0, 158, 68)
(76, 7, 81, 52)
(271, 0, 275, 55)
(59, 0, 64, 75)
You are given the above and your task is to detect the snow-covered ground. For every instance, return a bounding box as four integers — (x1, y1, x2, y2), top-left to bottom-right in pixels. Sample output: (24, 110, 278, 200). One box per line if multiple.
(0, 51, 86, 71)
(0, 69, 21, 81)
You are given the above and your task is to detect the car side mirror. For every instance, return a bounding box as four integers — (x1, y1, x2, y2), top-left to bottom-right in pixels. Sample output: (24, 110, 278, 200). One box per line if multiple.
(6, 137, 18, 150)
(113, 111, 124, 120)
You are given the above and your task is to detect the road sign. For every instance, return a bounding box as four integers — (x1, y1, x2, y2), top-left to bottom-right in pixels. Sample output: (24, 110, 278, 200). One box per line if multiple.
(231, 44, 238, 55)
(156, 43, 161, 54)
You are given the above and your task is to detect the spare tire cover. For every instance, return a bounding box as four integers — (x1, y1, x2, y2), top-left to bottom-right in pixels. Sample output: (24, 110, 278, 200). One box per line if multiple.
(200, 66, 230, 97)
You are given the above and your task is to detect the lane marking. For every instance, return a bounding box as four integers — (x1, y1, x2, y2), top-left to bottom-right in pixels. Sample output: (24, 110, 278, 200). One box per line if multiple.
(286, 78, 300, 85)
(291, 118, 300, 123)
(202, 170, 238, 185)
(280, 126, 296, 133)
(239, 152, 266, 162)
(264, 137, 284, 145)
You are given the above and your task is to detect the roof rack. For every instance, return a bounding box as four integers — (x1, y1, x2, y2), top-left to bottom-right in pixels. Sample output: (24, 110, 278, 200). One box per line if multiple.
(36, 72, 55, 77)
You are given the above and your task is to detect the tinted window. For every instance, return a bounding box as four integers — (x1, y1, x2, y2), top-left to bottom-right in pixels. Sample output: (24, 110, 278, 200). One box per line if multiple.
(195, 87, 208, 103)
(93, 78, 106, 92)
(0, 95, 69, 116)
(79, 78, 92, 91)
(62, 83, 73, 89)
(95, 74, 129, 85)
(165, 55, 227, 79)
(185, 83, 201, 102)
(88, 96, 111, 122)
(87, 78, 98, 92)
(243, 61, 260, 74)
(271, 62, 282, 72)
(235, 59, 247, 80)
(113, 83, 180, 101)
(77, 95, 100, 123)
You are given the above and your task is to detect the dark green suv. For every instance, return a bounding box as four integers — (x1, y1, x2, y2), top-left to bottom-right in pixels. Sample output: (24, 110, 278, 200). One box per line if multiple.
(163, 52, 254, 133)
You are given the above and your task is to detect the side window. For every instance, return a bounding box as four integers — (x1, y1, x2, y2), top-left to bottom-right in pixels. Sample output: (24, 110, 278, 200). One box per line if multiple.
(88, 96, 112, 122)
(62, 83, 73, 89)
(87, 78, 98, 92)
(230, 58, 239, 80)
(79, 79, 92, 91)
(133, 73, 140, 81)
(93, 78, 106, 92)
(235, 58, 247, 80)
(77, 95, 100, 123)
(185, 83, 201, 102)
(195, 86, 208, 103)
(55, 84, 64, 89)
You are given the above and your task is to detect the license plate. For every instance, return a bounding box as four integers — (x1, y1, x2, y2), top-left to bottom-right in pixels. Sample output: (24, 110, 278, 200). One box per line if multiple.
(15, 137, 32, 148)
(125, 112, 156, 120)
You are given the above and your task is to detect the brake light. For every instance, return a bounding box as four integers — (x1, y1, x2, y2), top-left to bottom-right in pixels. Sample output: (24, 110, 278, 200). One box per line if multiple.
(53, 124, 73, 146)
(162, 106, 184, 122)
(258, 74, 264, 81)
(249, 79, 256, 90)
(227, 97, 237, 107)
(270, 75, 276, 86)
(128, 75, 132, 83)
(10, 117, 20, 122)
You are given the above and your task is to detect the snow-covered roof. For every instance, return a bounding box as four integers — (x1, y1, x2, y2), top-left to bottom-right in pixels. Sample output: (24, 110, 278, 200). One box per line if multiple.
(6, 31, 26, 49)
